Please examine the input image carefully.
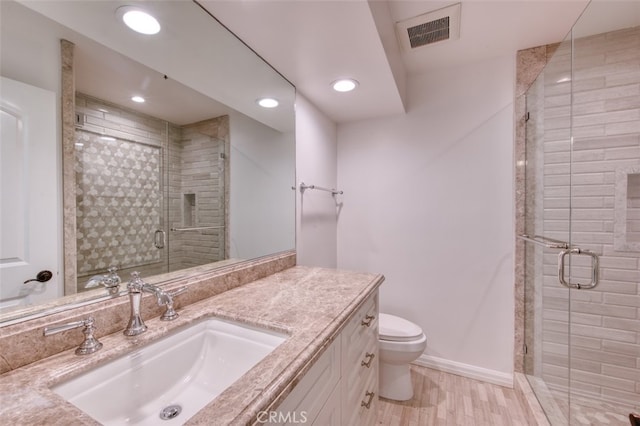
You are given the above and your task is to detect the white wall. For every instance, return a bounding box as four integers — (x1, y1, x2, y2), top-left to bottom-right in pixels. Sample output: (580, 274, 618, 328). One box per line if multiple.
(229, 111, 296, 260)
(295, 95, 338, 267)
(336, 55, 516, 378)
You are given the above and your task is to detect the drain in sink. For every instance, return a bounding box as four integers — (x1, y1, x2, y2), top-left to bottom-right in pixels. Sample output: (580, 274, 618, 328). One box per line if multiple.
(159, 404, 182, 420)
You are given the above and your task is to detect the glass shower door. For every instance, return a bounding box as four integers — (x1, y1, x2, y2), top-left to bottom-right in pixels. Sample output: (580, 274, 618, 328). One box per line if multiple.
(566, 3, 640, 423)
(524, 1, 640, 424)
(523, 29, 574, 426)
(166, 123, 227, 272)
(74, 128, 167, 286)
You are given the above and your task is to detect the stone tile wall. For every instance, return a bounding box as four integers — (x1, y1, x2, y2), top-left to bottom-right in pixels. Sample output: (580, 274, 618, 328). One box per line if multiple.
(167, 118, 227, 271)
(628, 173, 640, 243)
(526, 26, 640, 408)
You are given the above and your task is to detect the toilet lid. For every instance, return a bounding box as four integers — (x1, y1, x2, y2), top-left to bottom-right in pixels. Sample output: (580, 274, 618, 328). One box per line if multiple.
(379, 313, 424, 342)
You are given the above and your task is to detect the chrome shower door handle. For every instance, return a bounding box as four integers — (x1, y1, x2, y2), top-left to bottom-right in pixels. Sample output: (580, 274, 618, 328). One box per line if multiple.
(558, 248, 599, 290)
(154, 229, 166, 249)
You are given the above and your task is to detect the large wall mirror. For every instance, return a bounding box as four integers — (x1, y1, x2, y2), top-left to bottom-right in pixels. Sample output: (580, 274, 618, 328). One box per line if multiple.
(0, 0, 296, 324)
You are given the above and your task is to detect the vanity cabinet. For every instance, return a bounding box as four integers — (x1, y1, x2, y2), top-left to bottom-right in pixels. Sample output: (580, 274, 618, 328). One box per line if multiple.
(270, 291, 378, 425)
(269, 337, 341, 425)
(340, 290, 379, 426)
(0, 265, 385, 426)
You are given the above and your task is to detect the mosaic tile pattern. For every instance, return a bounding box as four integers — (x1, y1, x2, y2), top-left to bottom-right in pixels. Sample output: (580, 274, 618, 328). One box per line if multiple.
(75, 131, 161, 275)
(74, 94, 229, 283)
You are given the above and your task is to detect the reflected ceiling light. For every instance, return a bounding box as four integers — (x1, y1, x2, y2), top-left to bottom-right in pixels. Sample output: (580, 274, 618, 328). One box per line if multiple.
(118, 6, 161, 35)
(332, 78, 358, 92)
(100, 136, 116, 142)
(556, 76, 571, 83)
(131, 95, 145, 103)
(257, 97, 279, 108)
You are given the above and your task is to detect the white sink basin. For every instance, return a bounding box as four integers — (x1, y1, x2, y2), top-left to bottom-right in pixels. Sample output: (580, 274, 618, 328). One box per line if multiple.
(52, 318, 287, 425)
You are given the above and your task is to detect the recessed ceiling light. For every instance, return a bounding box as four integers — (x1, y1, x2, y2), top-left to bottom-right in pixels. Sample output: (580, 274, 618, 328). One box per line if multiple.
(332, 79, 359, 92)
(257, 97, 279, 108)
(117, 6, 161, 35)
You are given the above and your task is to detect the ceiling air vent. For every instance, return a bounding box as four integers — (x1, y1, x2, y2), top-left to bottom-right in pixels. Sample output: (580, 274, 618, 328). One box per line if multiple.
(397, 3, 461, 51)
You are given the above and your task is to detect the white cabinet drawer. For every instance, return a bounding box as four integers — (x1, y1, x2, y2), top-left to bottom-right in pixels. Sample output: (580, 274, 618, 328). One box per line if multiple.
(312, 381, 342, 426)
(270, 338, 341, 425)
(341, 291, 379, 426)
(267, 290, 379, 426)
(341, 356, 378, 426)
(342, 338, 378, 417)
(342, 293, 378, 364)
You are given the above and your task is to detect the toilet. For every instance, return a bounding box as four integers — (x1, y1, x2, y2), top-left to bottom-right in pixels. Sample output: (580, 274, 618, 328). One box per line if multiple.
(378, 313, 427, 401)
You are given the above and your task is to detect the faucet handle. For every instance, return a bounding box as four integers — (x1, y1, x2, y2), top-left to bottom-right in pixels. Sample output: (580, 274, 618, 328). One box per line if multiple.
(43, 316, 103, 355)
(128, 271, 145, 292)
(102, 266, 121, 295)
(107, 266, 121, 283)
(160, 287, 188, 321)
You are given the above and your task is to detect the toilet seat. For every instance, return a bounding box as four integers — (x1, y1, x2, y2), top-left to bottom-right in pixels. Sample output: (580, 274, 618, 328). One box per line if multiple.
(379, 313, 424, 342)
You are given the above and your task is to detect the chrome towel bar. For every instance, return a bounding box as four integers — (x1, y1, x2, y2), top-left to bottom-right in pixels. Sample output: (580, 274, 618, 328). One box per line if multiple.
(518, 234, 570, 249)
(293, 181, 343, 195)
(170, 226, 224, 232)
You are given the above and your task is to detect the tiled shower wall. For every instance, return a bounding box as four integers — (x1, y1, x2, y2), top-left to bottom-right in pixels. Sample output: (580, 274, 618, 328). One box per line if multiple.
(75, 94, 227, 287)
(167, 118, 227, 271)
(627, 174, 640, 244)
(528, 26, 640, 407)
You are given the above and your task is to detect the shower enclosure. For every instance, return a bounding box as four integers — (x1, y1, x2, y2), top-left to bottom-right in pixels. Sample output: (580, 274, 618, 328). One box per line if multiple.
(522, 2, 639, 424)
(75, 94, 228, 290)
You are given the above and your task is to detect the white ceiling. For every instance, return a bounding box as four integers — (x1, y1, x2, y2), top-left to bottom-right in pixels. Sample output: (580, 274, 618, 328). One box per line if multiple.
(74, 36, 231, 126)
(200, 0, 591, 123)
(15, 0, 296, 132)
(18, 0, 633, 128)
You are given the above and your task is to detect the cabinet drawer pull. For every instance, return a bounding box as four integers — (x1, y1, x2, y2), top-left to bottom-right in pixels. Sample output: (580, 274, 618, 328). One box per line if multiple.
(361, 352, 375, 368)
(361, 391, 375, 409)
(361, 314, 375, 327)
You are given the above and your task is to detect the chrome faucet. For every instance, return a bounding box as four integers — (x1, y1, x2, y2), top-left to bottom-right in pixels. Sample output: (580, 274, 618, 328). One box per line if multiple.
(123, 272, 187, 336)
(44, 316, 103, 355)
(85, 266, 121, 295)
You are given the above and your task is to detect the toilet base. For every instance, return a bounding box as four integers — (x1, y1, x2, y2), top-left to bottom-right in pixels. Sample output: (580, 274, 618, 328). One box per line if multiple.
(379, 362, 414, 401)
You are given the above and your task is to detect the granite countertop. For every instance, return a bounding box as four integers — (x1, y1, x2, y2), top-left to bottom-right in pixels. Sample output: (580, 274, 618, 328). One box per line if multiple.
(0, 266, 383, 425)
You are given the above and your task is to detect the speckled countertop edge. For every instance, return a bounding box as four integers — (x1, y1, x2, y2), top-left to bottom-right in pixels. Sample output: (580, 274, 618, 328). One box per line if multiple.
(0, 266, 384, 426)
(0, 251, 296, 374)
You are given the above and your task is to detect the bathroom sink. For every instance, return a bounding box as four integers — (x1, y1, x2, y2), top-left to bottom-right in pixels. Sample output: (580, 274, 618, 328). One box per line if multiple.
(52, 318, 287, 425)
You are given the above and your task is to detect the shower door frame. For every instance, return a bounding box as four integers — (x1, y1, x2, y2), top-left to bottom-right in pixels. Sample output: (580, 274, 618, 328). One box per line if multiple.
(521, 31, 575, 422)
(517, 12, 640, 425)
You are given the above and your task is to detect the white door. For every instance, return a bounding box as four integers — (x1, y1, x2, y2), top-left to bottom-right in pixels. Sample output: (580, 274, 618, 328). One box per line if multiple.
(0, 76, 60, 311)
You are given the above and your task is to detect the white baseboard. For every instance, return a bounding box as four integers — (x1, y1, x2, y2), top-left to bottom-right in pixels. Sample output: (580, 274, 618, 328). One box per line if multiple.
(413, 354, 514, 388)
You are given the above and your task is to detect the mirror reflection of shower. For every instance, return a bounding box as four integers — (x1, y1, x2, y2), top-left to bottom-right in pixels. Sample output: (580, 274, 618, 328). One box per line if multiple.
(74, 93, 228, 292)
